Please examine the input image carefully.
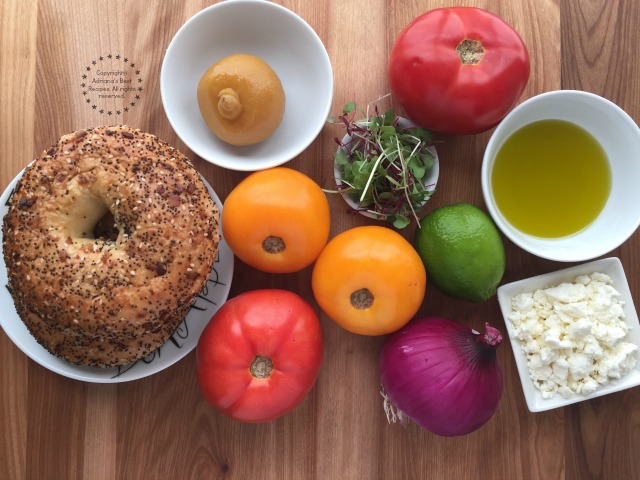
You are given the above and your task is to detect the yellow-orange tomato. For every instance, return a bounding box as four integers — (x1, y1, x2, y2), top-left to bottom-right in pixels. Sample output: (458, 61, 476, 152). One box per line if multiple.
(311, 226, 426, 336)
(222, 167, 330, 273)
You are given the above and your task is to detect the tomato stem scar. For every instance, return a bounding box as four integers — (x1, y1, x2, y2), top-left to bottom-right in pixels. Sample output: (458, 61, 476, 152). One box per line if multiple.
(350, 288, 374, 309)
(250, 355, 274, 379)
(456, 39, 485, 65)
(262, 235, 286, 254)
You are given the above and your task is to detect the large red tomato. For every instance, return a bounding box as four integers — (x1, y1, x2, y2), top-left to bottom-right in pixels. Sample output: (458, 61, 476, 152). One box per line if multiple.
(196, 289, 323, 423)
(388, 7, 530, 135)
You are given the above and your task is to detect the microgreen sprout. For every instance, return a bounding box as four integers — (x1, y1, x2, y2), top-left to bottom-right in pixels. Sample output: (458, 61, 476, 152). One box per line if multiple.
(328, 96, 437, 229)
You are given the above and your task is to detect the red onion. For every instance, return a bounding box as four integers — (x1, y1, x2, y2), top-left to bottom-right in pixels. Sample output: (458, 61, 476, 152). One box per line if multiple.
(379, 316, 503, 437)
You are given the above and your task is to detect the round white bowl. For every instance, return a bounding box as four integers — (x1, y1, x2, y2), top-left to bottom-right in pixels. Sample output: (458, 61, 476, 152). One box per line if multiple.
(160, 0, 333, 171)
(482, 90, 640, 262)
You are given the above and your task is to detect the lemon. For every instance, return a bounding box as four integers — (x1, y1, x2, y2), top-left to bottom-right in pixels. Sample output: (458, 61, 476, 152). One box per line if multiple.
(414, 203, 505, 302)
(197, 54, 285, 146)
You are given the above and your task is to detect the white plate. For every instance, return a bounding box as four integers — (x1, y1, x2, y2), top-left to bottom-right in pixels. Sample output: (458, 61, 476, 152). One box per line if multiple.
(497, 257, 640, 412)
(0, 170, 233, 383)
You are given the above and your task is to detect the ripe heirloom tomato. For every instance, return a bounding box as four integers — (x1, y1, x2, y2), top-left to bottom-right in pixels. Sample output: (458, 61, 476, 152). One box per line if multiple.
(222, 167, 331, 273)
(311, 226, 426, 336)
(388, 7, 530, 135)
(196, 289, 323, 423)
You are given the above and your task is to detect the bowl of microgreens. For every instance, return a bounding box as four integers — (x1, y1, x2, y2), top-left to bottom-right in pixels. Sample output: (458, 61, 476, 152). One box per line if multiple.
(330, 99, 439, 229)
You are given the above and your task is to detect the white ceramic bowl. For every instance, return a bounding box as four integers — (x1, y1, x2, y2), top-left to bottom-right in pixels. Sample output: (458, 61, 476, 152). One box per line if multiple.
(482, 90, 640, 262)
(497, 257, 640, 412)
(334, 117, 439, 220)
(161, 0, 333, 171)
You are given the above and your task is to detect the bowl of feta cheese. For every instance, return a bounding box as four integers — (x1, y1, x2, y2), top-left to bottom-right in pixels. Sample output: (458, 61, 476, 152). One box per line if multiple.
(497, 257, 640, 412)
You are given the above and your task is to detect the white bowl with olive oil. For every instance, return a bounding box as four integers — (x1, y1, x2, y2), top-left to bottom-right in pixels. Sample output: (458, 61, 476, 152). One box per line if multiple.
(482, 90, 640, 262)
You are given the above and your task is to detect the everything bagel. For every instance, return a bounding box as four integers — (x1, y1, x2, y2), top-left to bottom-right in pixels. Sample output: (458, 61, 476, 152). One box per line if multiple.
(2, 126, 219, 367)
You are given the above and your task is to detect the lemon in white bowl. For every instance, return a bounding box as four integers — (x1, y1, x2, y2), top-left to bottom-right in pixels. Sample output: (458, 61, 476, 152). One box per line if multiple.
(161, 0, 333, 171)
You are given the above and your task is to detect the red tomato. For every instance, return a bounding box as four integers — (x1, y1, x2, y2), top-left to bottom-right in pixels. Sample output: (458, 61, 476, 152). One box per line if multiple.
(196, 289, 323, 423)
(388, 7, 530, 135)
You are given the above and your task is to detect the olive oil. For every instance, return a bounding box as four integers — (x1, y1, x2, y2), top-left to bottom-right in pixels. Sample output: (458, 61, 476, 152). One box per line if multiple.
(491, 119, 611, 238)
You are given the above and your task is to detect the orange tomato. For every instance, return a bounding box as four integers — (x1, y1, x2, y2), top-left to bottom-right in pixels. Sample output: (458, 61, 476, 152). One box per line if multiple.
(311, 226, 426, 335)
(222, 167, 331, 273)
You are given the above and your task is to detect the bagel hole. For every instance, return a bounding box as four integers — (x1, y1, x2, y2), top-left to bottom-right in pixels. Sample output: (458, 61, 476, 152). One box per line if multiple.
(91, 211, 119, 242)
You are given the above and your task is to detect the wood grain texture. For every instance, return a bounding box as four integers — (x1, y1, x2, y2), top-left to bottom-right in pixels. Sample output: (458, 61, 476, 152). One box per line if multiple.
(560, 2, 640, 480)
(1, 0, 639, 479)
(0, 3, 36, 479)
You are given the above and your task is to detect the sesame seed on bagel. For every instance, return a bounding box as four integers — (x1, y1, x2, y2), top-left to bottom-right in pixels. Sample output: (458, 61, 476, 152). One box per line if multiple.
(2, 126, 219, 367)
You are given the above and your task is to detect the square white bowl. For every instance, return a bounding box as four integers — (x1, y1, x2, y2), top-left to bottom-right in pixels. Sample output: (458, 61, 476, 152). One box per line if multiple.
(497, 257, 640, 412)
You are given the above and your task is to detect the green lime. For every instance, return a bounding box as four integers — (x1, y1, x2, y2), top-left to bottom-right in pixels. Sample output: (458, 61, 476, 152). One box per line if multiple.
(415, 203, 505, 302)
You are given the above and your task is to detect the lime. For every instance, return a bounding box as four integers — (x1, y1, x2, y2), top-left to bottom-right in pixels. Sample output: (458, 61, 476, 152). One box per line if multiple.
(415, 203, 505, 302)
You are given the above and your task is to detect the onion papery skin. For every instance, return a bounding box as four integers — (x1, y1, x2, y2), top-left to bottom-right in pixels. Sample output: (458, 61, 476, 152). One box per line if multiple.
(379, 316, 503, 437)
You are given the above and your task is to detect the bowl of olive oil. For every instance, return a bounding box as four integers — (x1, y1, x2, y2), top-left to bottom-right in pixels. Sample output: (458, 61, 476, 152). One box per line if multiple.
(482, 90, 640, 262)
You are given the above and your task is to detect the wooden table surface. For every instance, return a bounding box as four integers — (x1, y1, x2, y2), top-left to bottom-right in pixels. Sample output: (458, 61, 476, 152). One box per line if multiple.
(2, 0, 640, 479)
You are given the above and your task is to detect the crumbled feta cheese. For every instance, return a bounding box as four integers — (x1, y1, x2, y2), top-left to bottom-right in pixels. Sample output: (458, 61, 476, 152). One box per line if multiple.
(567, 317, 593, 339)
(509, 272, 638, 399)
